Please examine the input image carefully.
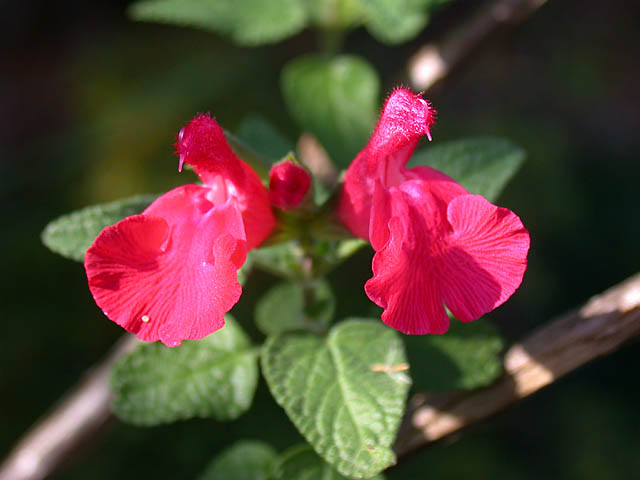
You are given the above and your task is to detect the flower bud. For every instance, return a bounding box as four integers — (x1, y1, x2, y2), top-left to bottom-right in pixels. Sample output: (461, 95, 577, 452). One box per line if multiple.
(269, 160, 311, 211)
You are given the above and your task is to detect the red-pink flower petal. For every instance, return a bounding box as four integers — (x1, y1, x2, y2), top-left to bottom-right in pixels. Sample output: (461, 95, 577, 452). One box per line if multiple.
(337, 149, 376, 240)
(365, 185, 451, 334)
(268, 161, 311, 211)
(85, 185, 247, 347)
(231, 161, 276, 250)
(441, 194, 530, 322)
(365, 182, 529, 334)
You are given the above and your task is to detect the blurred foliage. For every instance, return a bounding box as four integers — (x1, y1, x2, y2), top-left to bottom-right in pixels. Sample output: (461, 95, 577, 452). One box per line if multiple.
(128, 0, 451, 45)
(197, 440, 278, 480)
(129, 0, 308, 46)
(281, 54, 380, 166)
(235, 115, 294, 164)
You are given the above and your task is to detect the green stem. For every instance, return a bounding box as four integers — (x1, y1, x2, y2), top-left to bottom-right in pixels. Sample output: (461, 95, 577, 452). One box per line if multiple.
(318, 28, 345, 56)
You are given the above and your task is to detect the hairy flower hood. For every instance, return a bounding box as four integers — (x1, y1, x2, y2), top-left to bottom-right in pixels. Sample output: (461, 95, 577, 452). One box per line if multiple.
(338, 88, 530, 335)
(85, 115, 275, 346)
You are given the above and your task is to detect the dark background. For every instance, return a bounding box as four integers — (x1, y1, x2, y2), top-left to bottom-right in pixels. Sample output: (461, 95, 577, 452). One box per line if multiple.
(2, 0, 640, 478)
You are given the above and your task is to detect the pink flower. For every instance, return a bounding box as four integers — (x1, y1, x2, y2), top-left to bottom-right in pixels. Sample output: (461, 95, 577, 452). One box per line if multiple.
(268, 160, 311, 211)
(338, 88, 530, 335)
(85, 115, 275, 346)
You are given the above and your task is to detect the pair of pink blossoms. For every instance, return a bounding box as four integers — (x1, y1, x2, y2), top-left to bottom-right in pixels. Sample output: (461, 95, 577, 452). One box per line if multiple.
(85, 88, 530, 346)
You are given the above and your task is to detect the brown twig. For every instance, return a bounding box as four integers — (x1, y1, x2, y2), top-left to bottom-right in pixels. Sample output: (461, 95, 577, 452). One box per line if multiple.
(394, 272, 640, 457)
(408, 0, 549, 91)
(0, 335, 139, 480)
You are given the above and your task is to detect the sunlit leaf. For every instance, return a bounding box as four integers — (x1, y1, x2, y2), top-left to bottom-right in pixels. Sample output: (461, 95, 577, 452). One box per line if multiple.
(111, 317, 258, 425)
(262, 319, 410, 478)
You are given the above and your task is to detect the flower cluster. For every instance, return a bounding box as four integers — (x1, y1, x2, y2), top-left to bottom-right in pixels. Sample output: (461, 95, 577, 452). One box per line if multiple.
(85, 89, 529, 345)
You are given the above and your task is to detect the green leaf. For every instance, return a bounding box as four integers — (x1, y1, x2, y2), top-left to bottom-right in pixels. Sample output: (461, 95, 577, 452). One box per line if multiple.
(111, 317, 258, 426)
(236, 115, 294, 164)
(197, 440, 278, 480)
(272, 444, 386, 480)
(262, 319, 410, 478)
(404, 318, 504, 392)
(306, 0, 363, 30)
(281, 55, 380, 168)
(358, 0, 430, 44)
(129, 0, 307, 46)
(249, 241, 307, 279)
(41, 194, 158, 262)
(409, 137, 525, 202)
(255, 280, 335, 336)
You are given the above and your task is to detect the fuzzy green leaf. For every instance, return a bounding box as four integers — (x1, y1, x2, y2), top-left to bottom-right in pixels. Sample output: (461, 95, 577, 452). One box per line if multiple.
(409, 138, 525, 202)
(255, 280, 335, 336)
(404, 318, 504, 392)
(262, 319, 410, 478)
(273, 444, 386, 480)
(111, 317, 258, 426)
(41, 194, 157, 262)
(281, 55, 380, 167)
(129, 0, 307, 46)
(198, 440, 278, 480)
